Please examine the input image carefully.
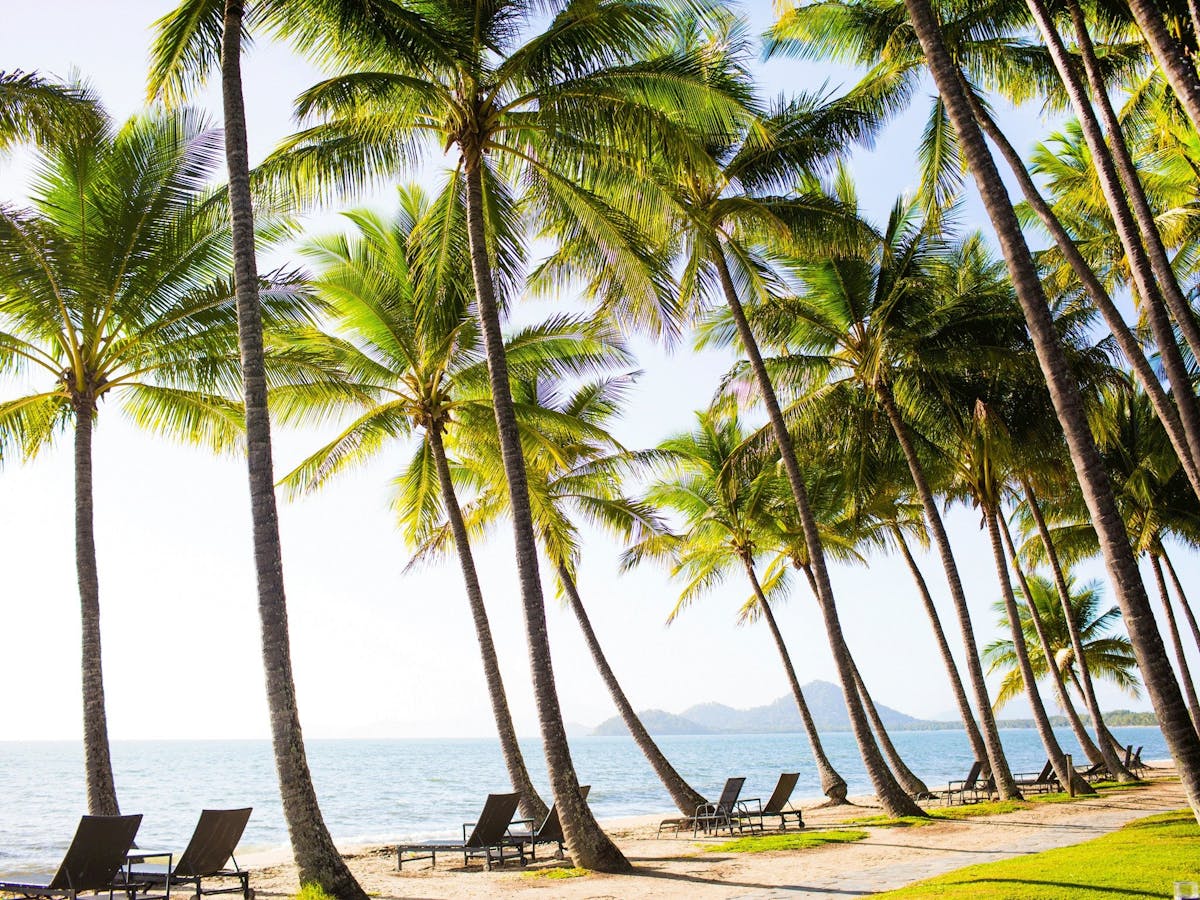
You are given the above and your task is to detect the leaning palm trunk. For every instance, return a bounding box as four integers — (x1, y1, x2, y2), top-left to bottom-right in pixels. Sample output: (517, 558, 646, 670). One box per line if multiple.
(75, 398, 119, 816)
(556, 565, 708, 815)
(900, 0, 1200, 821)
(461, 153, 628, 871)
(987, 511, 1095, 795)
(849, 656, 930, 797)
(1022, 481, 1133, 778)
(1164, 550, 1200, 660)
(892, 527, 990, 764)
(998, 515, 1109, 771)
(1150, 553, 1200, 734)
(220, 5, 367, 896)
(1023, 0, 1200, 404)
(428, 427, 548, 822)
(968, 90, 1200, 497)
(742, 558, 848, 803)
(714, 248, 922, 817)
(1122, 0, 1200, 136)
(876, 383, 1020, 798)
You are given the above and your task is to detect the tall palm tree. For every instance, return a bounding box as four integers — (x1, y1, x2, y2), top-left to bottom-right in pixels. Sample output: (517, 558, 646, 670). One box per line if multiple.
(984, 572, 1141, 718)
(257, 0, 759, 868)
(0, 70, 95, 151)
(274, 185, 644, 822)
(148, 2, 370, 893)
(749, 192, 1024, 798)
(421, 373, 710, 815)
(626, 407, 856, 806)
(873, 0, 1200, 817)
(0, 104, 296, 815)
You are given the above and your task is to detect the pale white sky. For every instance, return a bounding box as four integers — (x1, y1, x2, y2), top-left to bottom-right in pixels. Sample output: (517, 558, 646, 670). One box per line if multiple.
(0, 1, 1185, 743)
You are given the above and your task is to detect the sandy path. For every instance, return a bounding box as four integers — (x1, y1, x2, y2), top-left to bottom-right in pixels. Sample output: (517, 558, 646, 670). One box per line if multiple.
(247, 776, 1185, 899)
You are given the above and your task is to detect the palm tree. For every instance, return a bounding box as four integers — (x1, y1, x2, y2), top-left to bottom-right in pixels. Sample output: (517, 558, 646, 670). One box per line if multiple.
(0, 70, 95, 151)
(273, 185, 633, 822)
(984, 572, 1141, 718)
(148, 2, 369, 893)
(423, 373, 710, 816)
(749, 190, 1023, 799)
(867, 0, 1200, 820)
(0, 103, 295, 815)
(257, 0, 761, 868)
(626, 406, 855, 805)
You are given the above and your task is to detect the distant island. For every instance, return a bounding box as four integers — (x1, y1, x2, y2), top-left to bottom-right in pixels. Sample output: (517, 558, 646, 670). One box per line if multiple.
(590, 680, 1159, 735)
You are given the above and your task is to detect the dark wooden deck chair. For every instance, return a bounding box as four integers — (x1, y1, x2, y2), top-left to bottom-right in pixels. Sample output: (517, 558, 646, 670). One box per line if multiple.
(1077, 761, 1106, 783)
(397, 793, 523, 871)
(508, 786, 590, 860)
(738, 773, 803, 832)
(0, 815, 142, 900)
(127, 809, 253, 900)
(944, 761, 984, 805)
(1014, 761, 1058, 795)
(657, 777, 747, 838)
(1130, 745, 1146, 774)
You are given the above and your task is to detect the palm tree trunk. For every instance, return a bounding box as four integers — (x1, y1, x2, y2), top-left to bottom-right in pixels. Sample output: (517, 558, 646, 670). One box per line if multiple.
(1061, 0, 1200, 368)
(461, 148, 628, 872)
(987, 510, 1095, 795)
(998, 513, 1111, 771)
(1164, 549, 1200, 659)
(797, 560, 926, 796)
(848, 656, 930, 797)
(742, 557, 848, 803)
(555, 565, 708, 814)
(876, 383, 1020, 798)
(1150, 552, 1200, 734)
(714, 246, 923, 817)
(427, 426, 548, 822)
(1023, 0, 1200, 408)
(220, 5, 367, 896)
(901, 0, 1200, 821)
(1021, 480, 1134, 778)
(1122, 0, 1200, 135)
(75, 397, 119, 816)
(968, 87, 1200, 497)
(892, 526, 990, 765)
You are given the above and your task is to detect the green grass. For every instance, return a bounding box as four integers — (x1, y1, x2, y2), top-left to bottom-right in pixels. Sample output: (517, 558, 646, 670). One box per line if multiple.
(707, 829, 869, 853)
(520, 866, 589, 880)
(876, 809, 1200, 898)
(851, 801, 1031, 828)
(294, 886, 336, 900)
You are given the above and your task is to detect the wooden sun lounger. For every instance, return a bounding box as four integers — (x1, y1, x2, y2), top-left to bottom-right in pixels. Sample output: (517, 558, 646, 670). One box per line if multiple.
(508, 786, 590, 860)
(0, 815, 142, 900)
(126, 808, 253, 900)
(1013, 760, 1059, 795)
(943, 761, 987, 805)
(397, 792, 524, 871)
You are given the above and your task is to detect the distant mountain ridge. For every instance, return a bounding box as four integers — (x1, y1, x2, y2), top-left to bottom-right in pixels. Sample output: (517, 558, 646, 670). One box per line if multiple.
(590, 681, 1159, 735)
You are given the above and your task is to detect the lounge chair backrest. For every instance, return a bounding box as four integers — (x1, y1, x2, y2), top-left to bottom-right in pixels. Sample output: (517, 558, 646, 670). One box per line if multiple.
(962, 760, 983, 789)
(715, 777, 746, 814)
(48, 814, 142, 892)
(1122, 745, 1133, 768)
(464, 793, 521, 848)
(536, 785, 590, 844)
(175, 808, 253, 876)
(1036, 760, 1054, 784)
(763, 773, 800, 814)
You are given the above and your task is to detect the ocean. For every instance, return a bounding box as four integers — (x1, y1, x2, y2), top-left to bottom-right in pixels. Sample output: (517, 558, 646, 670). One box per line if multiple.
(0, 726, 1167, 872)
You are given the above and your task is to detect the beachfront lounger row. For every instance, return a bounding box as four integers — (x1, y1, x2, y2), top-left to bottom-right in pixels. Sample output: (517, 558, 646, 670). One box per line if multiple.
(0, 810, 252, 900)
(657, 774, 803, 837)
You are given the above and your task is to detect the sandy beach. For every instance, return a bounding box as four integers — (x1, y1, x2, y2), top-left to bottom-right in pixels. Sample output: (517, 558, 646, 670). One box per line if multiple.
(242, 771, 1186, 899)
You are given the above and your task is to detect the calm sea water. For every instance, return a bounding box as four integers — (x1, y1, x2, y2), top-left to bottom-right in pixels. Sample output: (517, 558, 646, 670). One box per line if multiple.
(0, 727, 1167, 872)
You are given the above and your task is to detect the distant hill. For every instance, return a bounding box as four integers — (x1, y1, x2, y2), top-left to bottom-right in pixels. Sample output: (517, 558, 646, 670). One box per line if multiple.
(589, 684, 1159, 736)
(591, 680, 950, 735)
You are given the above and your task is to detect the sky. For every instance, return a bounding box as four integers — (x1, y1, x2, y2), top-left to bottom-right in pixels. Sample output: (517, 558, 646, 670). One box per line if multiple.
(0, 0, 1194, 744)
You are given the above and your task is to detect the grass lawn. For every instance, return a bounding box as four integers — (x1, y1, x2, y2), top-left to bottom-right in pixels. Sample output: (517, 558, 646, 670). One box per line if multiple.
(850, 800, 1031, 828)
(520, 866, 589, 880)
(707, 829, 869, 853)
(876, 809, 1200, 898)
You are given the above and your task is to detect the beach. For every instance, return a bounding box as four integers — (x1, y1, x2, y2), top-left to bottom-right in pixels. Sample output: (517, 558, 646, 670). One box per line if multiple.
(241, 770, 1186, 899)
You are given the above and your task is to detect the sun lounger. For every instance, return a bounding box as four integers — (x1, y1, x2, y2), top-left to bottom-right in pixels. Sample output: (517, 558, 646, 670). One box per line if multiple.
(1013, 761, 1058, 795)
(0, 814, 142, 900)
(737, 773, 803, 832)
(126, 808, 252, 900)
(508, 786, 590, 860)
(1130, 745, 1146, 774)
(943, 761, 984, 805)
(657, 777, 746, 837)
(1076, 761, 1106, 783)
(397, 792, 524, 871)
